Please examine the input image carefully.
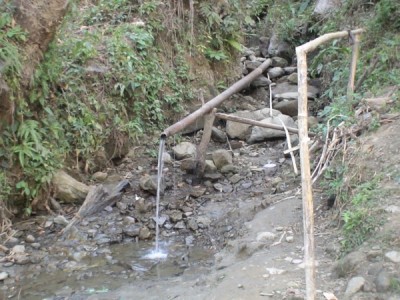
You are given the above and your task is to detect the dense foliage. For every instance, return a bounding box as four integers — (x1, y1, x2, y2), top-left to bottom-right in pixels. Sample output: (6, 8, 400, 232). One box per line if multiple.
(0, 0, 398, 223)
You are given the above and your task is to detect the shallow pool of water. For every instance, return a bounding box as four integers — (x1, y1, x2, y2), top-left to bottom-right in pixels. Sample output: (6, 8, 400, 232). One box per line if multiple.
(18, 241, 215, 299)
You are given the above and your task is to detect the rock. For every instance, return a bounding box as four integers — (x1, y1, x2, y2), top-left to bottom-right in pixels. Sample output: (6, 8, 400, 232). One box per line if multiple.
(259, 36, 269, 58)
(0, 272, 8, 281)
(203, 173, 222, 181)
(52, 170, 90, 203)
(367, 249, 382, 261)
(139, 174, 158, 195)
(123, 216, 136, 225)
(333, 251, 366, 278)
(286, 236, 294, 243)
(187, 218, 198, 231)
(204, 160, 217, 173)
(287, 73, 298, 84)
(12, 245, 25, 253)
(116, 201, 127, 211)
(169, 210, 183, 222)
(226, 108, 281, 140)
(251, 75, 271, 88)
(241, 181, 252, 189)
(242, 48, 255, 57)
(135, 197, 152, 213)
(162, 152, 173, 165)
(139, 226, 151, 240)
(211, 127, 227, 143)
(284, 67, 297, 74)
(256, 232, 276, 242)
(14, 253, 30, 265)
(245, 60, 262, 71)
(375, 270, 391, 292)
(229, 174, 242, 184)
(123, 224, 141, 237)
(314, 0, 341, 16)
(220, 164, 240, 174)
(185, 236, 194, 246)
(385, 250, 400, 263)
(197, 216, 211, 228)
(190, 186, 206, 198)
(172, 221, 185, 229)
(247, 88, 269, 106)
(172, 142, 197, 160)
(248, 114, 297, 143)
(291, 259, 302, 264)
(268, 33, 294, 62)
(271, 57, 289, 68)
(213, 183, 232, 193)
(385, 205, 400, 213)
(180, 158, 198, 173)
(266, 267, 286, 275)
(31, 243, 41, 249)
(212, 149, 232, 170)
(87, 229, 97, 238)
(153, 215, 167, 226)
(104, 206, 113, 212)
(267, 67, 285, 79)
(92, 171, 108, 181)
(25, 234, 35, 243)
(344, 276, 365, 298)
(274, 100, 298, 117)
(272, 82, 319, 100)
(54, 215, 69, 226)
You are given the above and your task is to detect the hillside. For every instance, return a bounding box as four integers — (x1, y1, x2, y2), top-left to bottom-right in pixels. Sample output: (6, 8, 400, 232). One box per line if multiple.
(0, 0, 399, 299)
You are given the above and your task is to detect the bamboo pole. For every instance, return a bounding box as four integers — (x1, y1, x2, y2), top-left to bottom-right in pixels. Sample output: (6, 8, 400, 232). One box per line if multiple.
(347, 33, 361, 103)
(296, 28, 364, 300)
(296, 47, 316, 300)
(161, 59, 272, 138)
(215, 112, 316, 137)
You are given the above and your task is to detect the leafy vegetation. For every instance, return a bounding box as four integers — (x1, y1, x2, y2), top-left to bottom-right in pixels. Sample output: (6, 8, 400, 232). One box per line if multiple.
(340, 177, 382, 253)
(2, 0, 262, 211)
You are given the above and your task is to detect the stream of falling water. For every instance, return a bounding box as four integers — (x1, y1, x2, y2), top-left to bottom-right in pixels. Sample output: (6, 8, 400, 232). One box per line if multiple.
(143, 136, 168, 259)
(155, 137, 165, 252)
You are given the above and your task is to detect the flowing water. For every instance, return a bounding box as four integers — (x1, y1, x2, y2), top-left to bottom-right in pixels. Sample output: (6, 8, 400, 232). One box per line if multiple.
(154, 137, 167, 257)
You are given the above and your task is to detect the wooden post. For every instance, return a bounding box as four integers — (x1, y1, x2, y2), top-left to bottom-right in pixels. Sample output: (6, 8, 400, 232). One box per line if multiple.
(196, 108, 217, 176)
(297, 47, 316, 300)
(347, 33, 361, 103)
(296, 28, 364, 300)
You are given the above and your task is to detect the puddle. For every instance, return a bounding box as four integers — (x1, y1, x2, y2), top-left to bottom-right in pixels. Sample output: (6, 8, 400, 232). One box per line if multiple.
(17, 241, 215, 299)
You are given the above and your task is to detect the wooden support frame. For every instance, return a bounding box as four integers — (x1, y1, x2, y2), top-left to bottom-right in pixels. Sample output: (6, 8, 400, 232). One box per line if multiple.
(196, 108, 217, 176)
(296, 28, 364, 300)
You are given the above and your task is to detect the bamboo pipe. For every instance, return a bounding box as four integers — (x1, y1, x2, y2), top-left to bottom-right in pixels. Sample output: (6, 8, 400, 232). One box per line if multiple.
(161, 58, 272, 138)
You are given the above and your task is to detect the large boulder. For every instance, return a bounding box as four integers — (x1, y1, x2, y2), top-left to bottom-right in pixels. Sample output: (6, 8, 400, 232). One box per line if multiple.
(267, 33, 294, 62)
(225, 108, 297, 143)
(272, 82, 320, 100)
(248, 114, 297, 143)
(52, 170, 90, 203)
(274, 100, 298, 117)
(212, 149, 233, 170)
(172, 142, 197, 160)
(314, 0, 341, 16)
